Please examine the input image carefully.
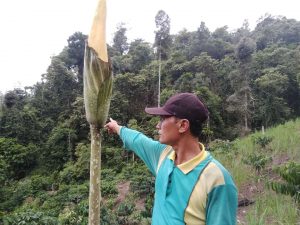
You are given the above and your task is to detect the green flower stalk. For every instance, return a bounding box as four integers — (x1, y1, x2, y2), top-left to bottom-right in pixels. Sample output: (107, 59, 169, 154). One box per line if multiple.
(84, 0, 112, 128)
(83, 0, 112, 224)
(84, 47, 112, 127)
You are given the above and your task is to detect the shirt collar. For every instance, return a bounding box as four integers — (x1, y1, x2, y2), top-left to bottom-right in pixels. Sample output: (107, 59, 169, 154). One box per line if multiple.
(168, 143, 207, 174)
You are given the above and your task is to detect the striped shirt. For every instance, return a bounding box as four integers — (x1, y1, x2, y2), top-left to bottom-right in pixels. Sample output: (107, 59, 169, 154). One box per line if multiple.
(120, 127, 238, 225)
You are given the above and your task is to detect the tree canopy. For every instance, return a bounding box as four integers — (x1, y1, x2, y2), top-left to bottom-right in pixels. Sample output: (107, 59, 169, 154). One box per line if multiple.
(1, 13, 300, 224)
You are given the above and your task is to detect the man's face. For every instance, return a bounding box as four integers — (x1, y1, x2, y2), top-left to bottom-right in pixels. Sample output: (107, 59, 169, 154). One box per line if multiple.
(156, 116, 181, 145)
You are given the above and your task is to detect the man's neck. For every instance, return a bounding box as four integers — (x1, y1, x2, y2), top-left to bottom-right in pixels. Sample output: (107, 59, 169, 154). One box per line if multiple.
(172, 135, 202, 165)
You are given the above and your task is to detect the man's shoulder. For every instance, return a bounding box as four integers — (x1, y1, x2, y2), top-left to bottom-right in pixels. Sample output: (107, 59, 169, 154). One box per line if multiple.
(200, 161, 225, 190)
(201, 158, 235, 189)
(156, 146, 173, 174)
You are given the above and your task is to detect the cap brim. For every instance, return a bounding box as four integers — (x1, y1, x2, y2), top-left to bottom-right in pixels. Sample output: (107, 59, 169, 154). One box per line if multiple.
(145, 107, 172, 116)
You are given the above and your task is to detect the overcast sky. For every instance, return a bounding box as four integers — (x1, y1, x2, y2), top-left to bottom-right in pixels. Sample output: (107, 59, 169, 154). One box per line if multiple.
(0, 0, 299, 94)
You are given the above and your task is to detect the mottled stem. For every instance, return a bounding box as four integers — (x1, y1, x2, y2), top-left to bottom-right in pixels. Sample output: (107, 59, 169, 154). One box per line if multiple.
(88, 124, 101, 225)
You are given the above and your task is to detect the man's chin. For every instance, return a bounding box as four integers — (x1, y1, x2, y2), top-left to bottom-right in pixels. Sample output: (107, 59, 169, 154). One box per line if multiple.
(159, 137, 168, 145)
(159, 137, 165, 144)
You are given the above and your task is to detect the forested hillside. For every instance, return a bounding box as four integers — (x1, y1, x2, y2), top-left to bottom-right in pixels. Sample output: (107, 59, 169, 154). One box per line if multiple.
(0, 12, 300, 224)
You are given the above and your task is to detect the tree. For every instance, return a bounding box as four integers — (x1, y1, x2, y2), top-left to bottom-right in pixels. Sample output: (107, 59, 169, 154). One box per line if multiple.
(65, 32, 88, 93)
(252, 46, 300, 121)
(128, 39, 153, 72)
(188, 22, 211, 59)
(227, 37, 256, 134)
(236, 37, 256, 62)
(174, 72, 194, 92)
(204, 38, 234, 60)
(190, 53, 220, 94)
(0, 138, 37, 180)
(195, 87, 225, 139)
(32, 56, 77, 121)
(217, 55, 238, 97)
(66, 32, 87, 72)
(113, 23, 129, 55)
(254, 15, 300, 49)
(172, 29, 192, 60)
(111, 54, 133, 74)
(0, 106, 41, 145)
(111, 73, 150, 122)
(67, 97, 89, 142)
(212, 26, 232, 42)
(0, 92, 3, 117)
(232, 19, 251, 44)
(254, 68, 290, 127)
(3, 89, 26, 109)
(226, 86, 254, 135)
(43, 125, 77, 170)
(154, 10, 172, 60)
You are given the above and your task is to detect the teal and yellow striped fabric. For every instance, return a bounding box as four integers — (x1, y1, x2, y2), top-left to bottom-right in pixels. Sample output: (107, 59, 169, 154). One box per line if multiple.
(120, 127, 238, 225)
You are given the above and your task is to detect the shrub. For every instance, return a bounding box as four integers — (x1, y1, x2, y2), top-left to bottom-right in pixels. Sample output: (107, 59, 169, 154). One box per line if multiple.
(101, 180, 118, 196)
(2, 210, 58, 225)
(66, 184, 89, 204)
(252, 135, 273, 149)
(101, 168, 117, 180)
(0, 179, 32, 212)
(58, 143, 90, 184)
(42, 126, 77, 170)
(58, 208, 79, 225)
(58, 200, 88, 225)
(0, 155, 8, 184)
(29, 175, 54, 194)
(101, 168, 118, 197)
(100, 201, 118, 225)
(39, 184, 88, 216)
(0, 175, 56, 213)
(268, 161, 300, 203)
(58, 163, 77, 185)
(142, 194, 154, 218)
(102, 146, 125, 172)
(0, 138, 37, 180)
(130, 175, 155, 197)
(208, 139, 236, 153)
(116, 198, 135, 224)
(243, 153, 272, 174)
(123, 163, 155, 197)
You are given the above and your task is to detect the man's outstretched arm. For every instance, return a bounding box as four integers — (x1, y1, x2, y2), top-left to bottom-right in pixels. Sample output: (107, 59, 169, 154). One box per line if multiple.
(105, 118, 167, 175)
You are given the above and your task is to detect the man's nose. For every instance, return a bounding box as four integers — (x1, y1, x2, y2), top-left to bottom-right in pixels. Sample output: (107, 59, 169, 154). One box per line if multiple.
(156, 121, 161, 129)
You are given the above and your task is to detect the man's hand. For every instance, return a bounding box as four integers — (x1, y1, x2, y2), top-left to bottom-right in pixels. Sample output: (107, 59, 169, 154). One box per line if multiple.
(104, 118, 121, 135)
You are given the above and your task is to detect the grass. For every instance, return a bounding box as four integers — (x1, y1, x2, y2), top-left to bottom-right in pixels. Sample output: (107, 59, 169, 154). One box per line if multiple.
(267, 119, 300, 160)
(211, 119, 300, 225)
(245, 190, 299, 225)
(213, 150, 253, 188)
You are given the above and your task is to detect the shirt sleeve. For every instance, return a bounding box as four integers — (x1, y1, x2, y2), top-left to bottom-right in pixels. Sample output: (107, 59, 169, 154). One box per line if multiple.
(119, 126, 167, 176)
(206, 184, 238, 225)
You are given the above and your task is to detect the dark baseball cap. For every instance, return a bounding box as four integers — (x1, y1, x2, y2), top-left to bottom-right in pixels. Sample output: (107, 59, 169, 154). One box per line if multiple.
(145, 93, 209, 123)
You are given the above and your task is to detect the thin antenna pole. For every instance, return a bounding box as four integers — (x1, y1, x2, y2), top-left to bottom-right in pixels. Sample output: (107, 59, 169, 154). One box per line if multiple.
(158, 40, 161, 107)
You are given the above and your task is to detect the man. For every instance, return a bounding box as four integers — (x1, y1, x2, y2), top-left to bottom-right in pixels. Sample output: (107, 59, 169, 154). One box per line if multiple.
(105, 92, 238, 225)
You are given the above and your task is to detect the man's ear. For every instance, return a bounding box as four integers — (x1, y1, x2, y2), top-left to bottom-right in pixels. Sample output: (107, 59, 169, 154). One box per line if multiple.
(178, 119, 190, 133)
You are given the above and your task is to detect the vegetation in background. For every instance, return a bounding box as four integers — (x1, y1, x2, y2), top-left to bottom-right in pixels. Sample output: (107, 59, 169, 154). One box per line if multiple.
(268, 161, 300, 204)
(0, 12, 300, 224)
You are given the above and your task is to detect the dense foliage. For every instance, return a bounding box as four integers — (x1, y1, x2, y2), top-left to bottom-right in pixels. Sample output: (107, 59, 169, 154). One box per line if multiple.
(269, 161, 300, 204)
(1, 12, 300, 223)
